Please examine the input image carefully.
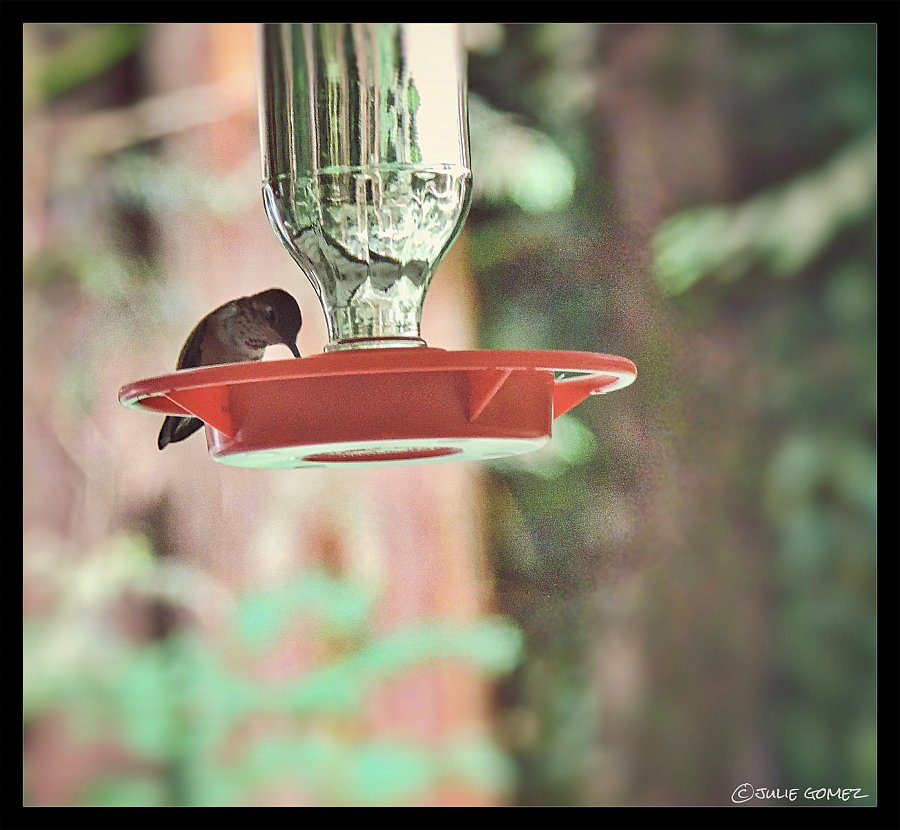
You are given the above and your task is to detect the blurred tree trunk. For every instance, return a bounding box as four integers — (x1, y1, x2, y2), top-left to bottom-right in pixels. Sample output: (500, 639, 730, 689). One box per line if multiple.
(588, 23, 774, 805)
(143, 23, 497, 807)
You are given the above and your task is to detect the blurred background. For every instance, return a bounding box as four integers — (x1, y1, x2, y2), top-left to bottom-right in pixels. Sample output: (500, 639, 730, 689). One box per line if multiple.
(23, 23, 876, 806)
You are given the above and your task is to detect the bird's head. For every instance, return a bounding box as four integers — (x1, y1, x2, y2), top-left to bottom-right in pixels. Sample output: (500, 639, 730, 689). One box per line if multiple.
(249, 288, 303, 357)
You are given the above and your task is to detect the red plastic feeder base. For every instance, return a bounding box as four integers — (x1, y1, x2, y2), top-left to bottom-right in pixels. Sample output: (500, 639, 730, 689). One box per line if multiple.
(118, 348, 636, 468)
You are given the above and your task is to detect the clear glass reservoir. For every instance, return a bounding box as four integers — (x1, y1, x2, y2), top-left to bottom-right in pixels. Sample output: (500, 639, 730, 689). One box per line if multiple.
(258, 23, 473, 351)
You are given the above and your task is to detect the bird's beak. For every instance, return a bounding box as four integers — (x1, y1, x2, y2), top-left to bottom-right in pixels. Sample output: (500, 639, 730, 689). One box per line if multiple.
(287, 341, 301, 358)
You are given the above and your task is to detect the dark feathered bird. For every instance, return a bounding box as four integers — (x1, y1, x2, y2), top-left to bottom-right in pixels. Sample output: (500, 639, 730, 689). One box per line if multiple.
(158, 288, 302, 450)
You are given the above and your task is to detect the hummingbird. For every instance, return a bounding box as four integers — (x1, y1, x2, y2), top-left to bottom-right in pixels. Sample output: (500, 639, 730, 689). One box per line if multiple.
(158, 288, 302, 450)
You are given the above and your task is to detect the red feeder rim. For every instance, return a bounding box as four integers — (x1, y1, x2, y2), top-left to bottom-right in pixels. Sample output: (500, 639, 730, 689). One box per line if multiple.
(119, 348, 636, 468)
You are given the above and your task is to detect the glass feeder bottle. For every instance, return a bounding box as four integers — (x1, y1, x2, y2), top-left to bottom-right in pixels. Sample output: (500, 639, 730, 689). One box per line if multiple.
(258, 23, 472, 351)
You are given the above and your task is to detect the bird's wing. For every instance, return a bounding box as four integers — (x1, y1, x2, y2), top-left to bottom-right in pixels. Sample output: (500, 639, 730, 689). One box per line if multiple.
(175, 297, 246, 370)
(175, 315, 209, 370)
(158, 414, 205, 448)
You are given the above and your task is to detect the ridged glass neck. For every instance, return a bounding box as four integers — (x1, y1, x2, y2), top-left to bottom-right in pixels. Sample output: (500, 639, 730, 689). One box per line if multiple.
(258, 23, 472, 350)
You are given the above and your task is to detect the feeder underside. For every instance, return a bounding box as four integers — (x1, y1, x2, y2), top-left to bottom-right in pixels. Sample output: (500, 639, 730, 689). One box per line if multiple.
(217, 436, 550, 469)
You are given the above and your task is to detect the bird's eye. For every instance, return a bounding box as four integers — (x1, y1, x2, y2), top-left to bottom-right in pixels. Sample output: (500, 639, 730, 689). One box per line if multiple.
(264, 306, 276, 323)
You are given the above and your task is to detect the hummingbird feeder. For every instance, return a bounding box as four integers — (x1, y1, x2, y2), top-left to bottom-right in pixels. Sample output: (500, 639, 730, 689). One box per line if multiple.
(119, 24, 637, 468)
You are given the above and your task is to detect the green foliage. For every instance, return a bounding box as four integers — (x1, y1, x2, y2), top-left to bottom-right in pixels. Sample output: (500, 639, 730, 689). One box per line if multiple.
(107, 152, 260, 219)
(264, 617, 521, 716)
(30, 24, 145, 100)
(84, 776, 169, 807)
(24, 236, 159, 298)
(653, 134, 876, 294)
(444, 733, 517, 792)
(115, 645, 180, 759)
(233, 571, 377, 647)
(488, 412, 597, 479)
(24, 541, 523, 806)
(470, 94, 577, 214)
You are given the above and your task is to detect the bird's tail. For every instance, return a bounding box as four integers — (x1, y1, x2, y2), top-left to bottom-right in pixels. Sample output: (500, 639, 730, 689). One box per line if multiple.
(158, 416, 205, 450)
